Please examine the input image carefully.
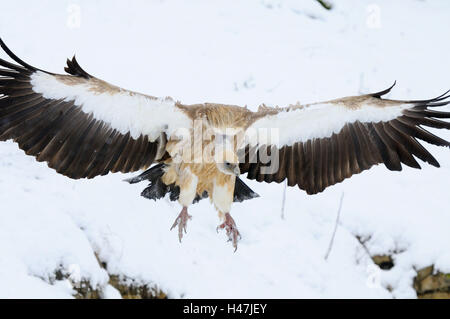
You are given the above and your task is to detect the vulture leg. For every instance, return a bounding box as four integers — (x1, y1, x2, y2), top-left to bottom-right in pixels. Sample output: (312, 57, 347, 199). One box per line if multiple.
(170, 206, 192, 243)
(217, 213, 241, 252)
(170, 167, 198, 242)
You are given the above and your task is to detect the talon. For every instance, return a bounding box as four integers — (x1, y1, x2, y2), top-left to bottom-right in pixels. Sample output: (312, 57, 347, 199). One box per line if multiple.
(170, 207, 191, 242)
(217, 213, 241, 251)
(216, 223, 225, 233)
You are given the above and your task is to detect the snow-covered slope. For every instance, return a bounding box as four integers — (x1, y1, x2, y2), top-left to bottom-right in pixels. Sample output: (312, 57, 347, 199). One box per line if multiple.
(0, 0, 449, 298)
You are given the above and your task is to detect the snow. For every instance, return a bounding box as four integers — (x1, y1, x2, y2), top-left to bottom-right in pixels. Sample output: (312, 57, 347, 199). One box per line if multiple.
(0, 0, 449, 298)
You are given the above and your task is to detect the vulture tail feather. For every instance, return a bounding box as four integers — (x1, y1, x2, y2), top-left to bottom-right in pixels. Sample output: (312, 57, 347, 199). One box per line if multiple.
(126, 164, 260, 203)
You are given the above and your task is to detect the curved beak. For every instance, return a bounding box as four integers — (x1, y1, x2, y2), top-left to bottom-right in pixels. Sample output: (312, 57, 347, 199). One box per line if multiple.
(233, 166, 241, 176)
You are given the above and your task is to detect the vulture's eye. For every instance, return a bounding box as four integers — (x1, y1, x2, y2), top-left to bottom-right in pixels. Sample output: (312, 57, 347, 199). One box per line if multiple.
(225, 161, 231, 167)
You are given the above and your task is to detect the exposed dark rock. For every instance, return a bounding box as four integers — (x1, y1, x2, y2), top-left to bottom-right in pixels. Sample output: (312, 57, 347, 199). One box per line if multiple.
(372, 255, 394, 270)
(94, 253, 167, 299)
(50, 256, 168, 299)
(358, 236, 449, 299)
(73, 282, 101, 299)
(54, 269, 101, 299)
(414, 265, 450, 299)
(108, 275, 167, 299)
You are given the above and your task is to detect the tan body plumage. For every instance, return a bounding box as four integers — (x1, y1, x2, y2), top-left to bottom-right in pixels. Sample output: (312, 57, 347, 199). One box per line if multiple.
(162, 104, 247, 221)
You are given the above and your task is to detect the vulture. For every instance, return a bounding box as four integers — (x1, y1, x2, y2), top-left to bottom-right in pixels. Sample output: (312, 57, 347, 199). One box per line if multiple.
(1, 39, 449, 251)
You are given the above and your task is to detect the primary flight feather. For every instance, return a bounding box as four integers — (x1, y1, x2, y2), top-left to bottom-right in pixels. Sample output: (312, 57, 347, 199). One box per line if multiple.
(1, 39, 449, 250)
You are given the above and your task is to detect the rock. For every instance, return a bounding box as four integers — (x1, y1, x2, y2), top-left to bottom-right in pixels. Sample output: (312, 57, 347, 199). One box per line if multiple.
(53, 269, 101, 299)
(372, 255, 394, 270)
(414, 265, 450, 299)
(108, 275, 167, 299)
(51, 255, 168, 299)
(370, 254, 449, 299)
(73, 281, 101, 299)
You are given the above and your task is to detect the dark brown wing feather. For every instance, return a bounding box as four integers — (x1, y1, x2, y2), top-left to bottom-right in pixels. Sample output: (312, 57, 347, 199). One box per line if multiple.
(240, 86, 450, 195)
(0, 40, 165, 179)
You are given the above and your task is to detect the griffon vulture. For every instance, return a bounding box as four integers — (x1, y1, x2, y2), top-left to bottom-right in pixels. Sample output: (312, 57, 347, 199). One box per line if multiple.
(1, 39, 449, 250)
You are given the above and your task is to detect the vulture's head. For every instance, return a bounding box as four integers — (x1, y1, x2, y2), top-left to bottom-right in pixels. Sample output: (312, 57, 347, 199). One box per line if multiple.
(214, 135, 240, 176)
(217, 158, 240, 176)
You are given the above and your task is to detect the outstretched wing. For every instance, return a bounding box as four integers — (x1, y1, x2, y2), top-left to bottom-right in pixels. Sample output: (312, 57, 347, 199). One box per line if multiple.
(239, 83, 450, 194)
(0, 39, 191, 179)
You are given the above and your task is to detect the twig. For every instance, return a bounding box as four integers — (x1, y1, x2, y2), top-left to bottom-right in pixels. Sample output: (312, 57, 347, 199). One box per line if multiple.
(324, 193, 344, 260)
(281, 180, 287, 219)
(315, 0, 333, 10)
(355, 235, 372, 259)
